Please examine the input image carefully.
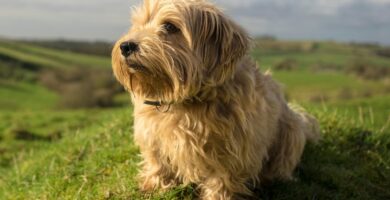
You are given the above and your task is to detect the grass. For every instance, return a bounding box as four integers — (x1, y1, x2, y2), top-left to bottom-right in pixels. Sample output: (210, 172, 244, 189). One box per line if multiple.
(0, 109, 141, 199)
(271, 71, 388, 102)
(326, 95, 390, 131)
(0, 39, 390, 199)
(259, 109, 390, 199)
(0, 106, 389, 199)
(0, 80, 58, 110)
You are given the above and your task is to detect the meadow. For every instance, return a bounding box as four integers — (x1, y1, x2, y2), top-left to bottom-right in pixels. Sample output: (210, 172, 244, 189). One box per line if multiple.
(0, 38, 389, 199)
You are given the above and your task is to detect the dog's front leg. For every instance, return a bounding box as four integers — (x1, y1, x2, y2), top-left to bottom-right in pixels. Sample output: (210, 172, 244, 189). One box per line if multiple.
(138, 149, 177, 192)
(200, 177, 234, 200)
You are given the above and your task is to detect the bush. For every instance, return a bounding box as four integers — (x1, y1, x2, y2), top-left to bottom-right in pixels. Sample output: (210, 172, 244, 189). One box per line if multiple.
(346, 59, 390, 80)
(309, 94, 330, 103)
(349, 42, 380, 49)
(274, 58, 299, 71)
(39, 68, 123, 109)
(310, 62, 341, 73)
(376, 48, 390, 58)
(338, 87, 354, 100)
(0, 54, 39, 82)
(257, 40, 318, 53)
(25, 40, 112, 57)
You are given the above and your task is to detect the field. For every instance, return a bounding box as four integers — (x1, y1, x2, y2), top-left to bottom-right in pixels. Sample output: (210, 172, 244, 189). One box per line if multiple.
(0, 38, 389, 199)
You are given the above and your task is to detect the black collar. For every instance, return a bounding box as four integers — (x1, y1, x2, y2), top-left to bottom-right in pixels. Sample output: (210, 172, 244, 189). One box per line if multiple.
(143, 97, 200, 113)
(143, 100, 162, 107)
(143, 100, 171, 113)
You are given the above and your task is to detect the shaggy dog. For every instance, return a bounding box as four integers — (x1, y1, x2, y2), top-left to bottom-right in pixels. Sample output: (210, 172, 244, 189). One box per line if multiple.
(112, 0, 320, 199)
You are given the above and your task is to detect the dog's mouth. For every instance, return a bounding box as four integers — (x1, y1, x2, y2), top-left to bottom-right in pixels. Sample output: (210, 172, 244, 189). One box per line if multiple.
(125, 59, 147, 72)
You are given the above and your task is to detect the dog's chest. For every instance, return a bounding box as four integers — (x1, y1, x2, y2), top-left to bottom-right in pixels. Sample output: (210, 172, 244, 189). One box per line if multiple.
(134, 110, 204, 146)
(133, 109, 211, 172)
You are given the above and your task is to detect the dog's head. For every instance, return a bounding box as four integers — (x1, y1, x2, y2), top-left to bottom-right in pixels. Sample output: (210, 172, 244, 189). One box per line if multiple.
(112, 0, 249, 103)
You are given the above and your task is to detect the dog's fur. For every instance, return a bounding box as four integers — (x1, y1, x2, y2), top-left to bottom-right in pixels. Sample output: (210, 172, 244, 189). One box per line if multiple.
(112, 0, 320, 199)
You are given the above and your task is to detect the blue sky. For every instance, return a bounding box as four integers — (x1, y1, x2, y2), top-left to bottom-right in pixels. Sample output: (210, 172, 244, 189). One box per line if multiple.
(1, 0, 389, 44)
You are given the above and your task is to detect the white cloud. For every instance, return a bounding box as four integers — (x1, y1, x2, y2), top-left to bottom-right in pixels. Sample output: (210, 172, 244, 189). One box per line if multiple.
(301, 0, 354, 15)
(0, 0, 389, 44)
(367, 0, 390, 4)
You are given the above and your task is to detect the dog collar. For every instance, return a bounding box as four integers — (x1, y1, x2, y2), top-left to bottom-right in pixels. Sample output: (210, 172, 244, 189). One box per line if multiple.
(144, 100, 171, 113)
(144, 100, 162, 107)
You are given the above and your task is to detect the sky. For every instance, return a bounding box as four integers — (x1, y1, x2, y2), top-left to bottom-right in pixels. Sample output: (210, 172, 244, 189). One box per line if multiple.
(0, 0, 390, 44)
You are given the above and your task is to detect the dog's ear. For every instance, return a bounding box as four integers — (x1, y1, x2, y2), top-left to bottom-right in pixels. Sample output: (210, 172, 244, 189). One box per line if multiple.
(189, 6, 250, 85)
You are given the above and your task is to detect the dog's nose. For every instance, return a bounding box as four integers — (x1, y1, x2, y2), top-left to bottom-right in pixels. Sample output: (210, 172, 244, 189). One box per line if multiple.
(120, 41, 139, 57)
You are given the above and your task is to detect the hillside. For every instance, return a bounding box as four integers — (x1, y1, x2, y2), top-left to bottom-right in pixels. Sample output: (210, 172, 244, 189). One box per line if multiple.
(0, 39, 110, 69)
(0, 39, 389, 199)
(0, 39, 119, 110)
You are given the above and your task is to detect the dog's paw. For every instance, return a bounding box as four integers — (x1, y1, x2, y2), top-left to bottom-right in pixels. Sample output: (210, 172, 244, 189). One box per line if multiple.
(139, 175, 159, 192)
(139, 175, 177, 192)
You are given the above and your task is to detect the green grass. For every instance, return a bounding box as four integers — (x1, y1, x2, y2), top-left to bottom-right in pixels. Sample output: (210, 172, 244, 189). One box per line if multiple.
(0, 80, 58, 110)
(271, 71, 388, 102)
(326, 95, 390, 131)
(259, 108, 390, 199)
(0, 106, 389, 199)
(0, 109, 143, 199)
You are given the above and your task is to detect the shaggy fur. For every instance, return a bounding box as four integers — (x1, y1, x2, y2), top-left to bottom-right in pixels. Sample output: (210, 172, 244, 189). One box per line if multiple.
(112, 0, 320, 199)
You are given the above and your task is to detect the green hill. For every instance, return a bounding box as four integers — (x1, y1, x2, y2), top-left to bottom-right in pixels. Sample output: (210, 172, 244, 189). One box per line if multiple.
(0, 39, 110, 69)
(0, 39, 115, 111)
(253, 40, 390, 69)
(0, 39, 389, 199)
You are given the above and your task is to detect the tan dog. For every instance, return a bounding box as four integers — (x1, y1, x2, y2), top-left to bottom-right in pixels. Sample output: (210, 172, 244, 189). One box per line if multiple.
(112, 0, 320, 199)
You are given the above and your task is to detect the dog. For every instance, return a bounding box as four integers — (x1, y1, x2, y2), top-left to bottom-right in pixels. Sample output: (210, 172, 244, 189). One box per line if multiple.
(112, 0, 320, 199)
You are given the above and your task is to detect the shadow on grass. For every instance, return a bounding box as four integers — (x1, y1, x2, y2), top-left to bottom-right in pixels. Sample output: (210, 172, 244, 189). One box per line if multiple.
(253, 127, 390, 200)
(165, 126, 390, 200)
(7, 128, 62, 142)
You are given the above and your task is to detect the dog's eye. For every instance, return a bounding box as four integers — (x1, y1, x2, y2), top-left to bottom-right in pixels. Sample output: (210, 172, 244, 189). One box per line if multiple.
(163, 22, 180, 34)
